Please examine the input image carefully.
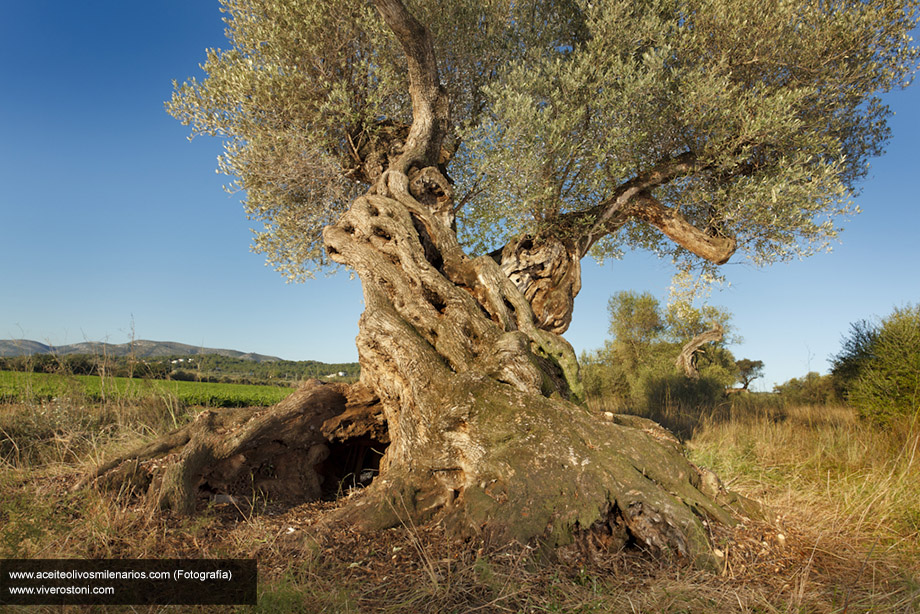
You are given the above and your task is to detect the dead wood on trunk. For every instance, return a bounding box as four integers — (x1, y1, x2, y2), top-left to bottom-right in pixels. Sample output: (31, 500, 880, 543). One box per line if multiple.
(493, 236, 582, 334)
(78, 380, 387, 512)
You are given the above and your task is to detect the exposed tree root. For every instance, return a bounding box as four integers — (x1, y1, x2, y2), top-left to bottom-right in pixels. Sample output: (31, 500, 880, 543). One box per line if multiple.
(79, 380, 387, 512)
(323, 374, 760, 570)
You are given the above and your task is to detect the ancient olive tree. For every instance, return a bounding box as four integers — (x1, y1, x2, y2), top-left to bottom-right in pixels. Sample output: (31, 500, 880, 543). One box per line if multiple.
(89, 0, 918, 563)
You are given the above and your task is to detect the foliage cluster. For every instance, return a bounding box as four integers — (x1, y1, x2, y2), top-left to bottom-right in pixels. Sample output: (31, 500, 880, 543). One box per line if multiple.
(772, 371, 841, 407)
(169, 0, 918, 282)
(581, 291, 741, 414)
(832, 304, 920, 424)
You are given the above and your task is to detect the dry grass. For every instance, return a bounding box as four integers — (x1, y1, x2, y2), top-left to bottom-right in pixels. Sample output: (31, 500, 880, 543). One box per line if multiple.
(1, 398, 918, 613)
(688, 404, 920, 613)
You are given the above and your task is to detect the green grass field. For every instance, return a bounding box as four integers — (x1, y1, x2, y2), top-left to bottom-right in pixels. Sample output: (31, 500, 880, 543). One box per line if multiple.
(0, 370, 295, 408)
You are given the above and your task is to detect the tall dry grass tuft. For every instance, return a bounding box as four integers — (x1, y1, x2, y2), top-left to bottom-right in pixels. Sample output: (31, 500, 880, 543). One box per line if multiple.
(0, 396, 191, 472)
(690, 403, 920, 610)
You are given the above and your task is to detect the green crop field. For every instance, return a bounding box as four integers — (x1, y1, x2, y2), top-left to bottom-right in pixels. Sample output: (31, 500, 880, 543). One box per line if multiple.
(0, 370, 294, 407)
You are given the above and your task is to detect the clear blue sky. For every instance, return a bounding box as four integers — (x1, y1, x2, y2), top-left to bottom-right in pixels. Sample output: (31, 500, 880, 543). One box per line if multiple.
(1, 2, 918, 390)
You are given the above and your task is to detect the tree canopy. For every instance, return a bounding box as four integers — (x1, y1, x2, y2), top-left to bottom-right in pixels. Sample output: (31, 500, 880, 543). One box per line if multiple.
(168, 0, 919, 281)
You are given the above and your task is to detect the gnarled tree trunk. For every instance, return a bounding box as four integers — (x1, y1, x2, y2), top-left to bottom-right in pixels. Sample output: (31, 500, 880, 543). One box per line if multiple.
(321, 169, 755, 564)
(83, 166, 756, 570)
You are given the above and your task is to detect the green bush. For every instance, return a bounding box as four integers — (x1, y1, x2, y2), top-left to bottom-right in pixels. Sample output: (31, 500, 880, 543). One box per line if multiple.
(773, 372, 840, 406)
(848, 305, 920, 424)
(830, 318, 878, 397)
(580, 348, 631, 410)
(582, 291, 739, 416)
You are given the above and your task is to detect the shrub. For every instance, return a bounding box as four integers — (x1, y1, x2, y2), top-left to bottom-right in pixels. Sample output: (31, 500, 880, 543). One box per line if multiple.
(847, 304, 920, 424)
(642, 373, 726, 414)
(830, 319, 879, 399)
(580, 348, 630, 410)
(773, 372, 839, 406)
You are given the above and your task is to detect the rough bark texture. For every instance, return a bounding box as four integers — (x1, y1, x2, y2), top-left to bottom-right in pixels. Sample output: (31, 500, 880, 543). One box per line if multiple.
(630, 194, 736, 265)
(493, 236, 582, 334)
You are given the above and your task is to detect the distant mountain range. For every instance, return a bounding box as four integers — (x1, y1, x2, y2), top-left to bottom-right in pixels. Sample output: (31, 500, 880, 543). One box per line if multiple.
(0, 339, 284, 363)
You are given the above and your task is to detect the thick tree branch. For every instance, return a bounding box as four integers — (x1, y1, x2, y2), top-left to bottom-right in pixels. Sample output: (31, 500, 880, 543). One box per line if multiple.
(371, 0, 450, 177)
(565, 152, 737, 265)
(488, 152, 737, 333)
(630, 192, 737, 265)
(575, 152, 702, 256)
(582, 151, 698, 247)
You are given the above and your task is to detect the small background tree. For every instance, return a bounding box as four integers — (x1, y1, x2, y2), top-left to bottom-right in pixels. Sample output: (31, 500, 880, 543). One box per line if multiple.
(735, 359, 765, 390)
(773, 372, 840, 406)
(830, 319, 880, 399)
(582, 291, 736, 434)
